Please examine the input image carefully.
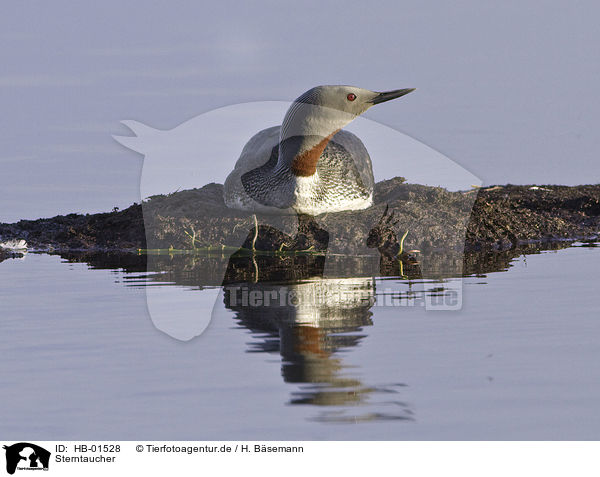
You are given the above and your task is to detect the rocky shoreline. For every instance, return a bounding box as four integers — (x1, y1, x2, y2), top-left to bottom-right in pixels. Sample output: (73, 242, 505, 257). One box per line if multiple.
(1, 178, 598, 254)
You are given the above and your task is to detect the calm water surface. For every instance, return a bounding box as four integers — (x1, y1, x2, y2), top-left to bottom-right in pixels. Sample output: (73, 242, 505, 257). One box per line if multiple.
(1, 243, 599, 440)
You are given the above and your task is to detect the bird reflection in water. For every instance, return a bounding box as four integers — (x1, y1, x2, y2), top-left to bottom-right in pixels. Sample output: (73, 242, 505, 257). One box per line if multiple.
(221, 214, 416, 423)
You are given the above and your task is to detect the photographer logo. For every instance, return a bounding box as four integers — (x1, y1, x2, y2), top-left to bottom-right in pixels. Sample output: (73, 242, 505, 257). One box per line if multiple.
(3, 443, 50, 474)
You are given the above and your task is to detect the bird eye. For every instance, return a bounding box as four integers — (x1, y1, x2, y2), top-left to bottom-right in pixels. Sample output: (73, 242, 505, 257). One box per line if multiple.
(347, 93, 356, 101)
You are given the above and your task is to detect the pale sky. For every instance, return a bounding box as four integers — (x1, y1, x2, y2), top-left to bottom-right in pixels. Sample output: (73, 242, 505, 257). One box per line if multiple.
(1, 1, 599, 222)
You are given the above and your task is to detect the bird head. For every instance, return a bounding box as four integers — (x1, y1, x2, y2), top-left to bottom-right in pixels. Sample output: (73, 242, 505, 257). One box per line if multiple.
(280, 85, 415, 142)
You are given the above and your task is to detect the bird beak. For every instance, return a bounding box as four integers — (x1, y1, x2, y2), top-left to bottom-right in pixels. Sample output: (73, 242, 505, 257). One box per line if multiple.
(369, 88, 415, 104)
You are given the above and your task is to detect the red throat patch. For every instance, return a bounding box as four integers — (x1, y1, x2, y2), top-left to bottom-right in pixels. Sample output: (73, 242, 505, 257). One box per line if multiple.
(290, 131, 338, 177)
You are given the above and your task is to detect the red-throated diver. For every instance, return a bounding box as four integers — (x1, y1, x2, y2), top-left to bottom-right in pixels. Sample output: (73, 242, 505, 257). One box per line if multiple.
(223, 85, 414, 215)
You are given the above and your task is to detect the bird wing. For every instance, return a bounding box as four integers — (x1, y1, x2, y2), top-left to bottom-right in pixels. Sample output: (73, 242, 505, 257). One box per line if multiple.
(232, 126, 281, 173)
(326, 129, 375, 192)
